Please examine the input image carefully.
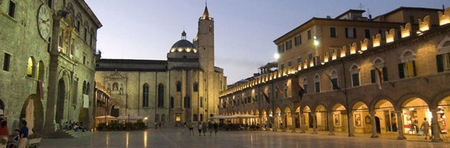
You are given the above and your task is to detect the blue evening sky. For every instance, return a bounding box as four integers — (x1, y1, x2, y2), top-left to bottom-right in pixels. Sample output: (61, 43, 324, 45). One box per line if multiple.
(85, 0, 447, 85)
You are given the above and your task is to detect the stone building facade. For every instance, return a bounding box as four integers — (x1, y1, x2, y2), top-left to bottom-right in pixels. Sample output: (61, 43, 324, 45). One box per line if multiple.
(0, 0, 101, 135)
(95, 6, 226, 127)
(219, 7, 450, 142)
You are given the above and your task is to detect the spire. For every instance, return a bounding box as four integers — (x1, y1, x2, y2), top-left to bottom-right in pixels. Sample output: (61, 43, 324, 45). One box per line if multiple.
(202, 4, 210, 20)
(181, 31, 186, 40)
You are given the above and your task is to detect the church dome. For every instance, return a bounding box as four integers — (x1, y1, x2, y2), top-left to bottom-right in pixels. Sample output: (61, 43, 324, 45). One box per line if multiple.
(170, 31, 197, 53)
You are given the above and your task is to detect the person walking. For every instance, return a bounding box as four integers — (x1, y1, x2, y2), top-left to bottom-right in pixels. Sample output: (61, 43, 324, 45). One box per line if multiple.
(181, 122, 186, 135)
(421, 118, 430, 140)
(213, 122, 218, 135)
(201, 122, 207, 136)
(17, 120, 28, 148)
(189, 123, 194, 135)
(208, 121, 214, 136)
(154, 122, 158, 129)
(198, 122, 202, 136)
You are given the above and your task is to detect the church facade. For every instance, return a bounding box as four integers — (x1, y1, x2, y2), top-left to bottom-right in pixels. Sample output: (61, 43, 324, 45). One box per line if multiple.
(95, 6, 226, 127)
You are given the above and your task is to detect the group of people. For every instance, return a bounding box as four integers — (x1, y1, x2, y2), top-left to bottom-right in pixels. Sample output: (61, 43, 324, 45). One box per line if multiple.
(64, 121, 86, 132)
(181, 121, 218, 136)
(0, 118, 29, 148)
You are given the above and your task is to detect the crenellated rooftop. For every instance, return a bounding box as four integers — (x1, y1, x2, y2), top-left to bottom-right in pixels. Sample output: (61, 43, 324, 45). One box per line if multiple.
(220, 8, 450, 97)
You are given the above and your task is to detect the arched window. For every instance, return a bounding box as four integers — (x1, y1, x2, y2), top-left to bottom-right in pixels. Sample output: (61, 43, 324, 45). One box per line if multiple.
(437, 38, 450, 72)
(37, 61, 45, 81)
(143, 84, 149, 107)
(158, 84, 164, 108)
(193, 82, 199, 92)
(170, 97, 174, 108)
(27, 57, 35, 77)
(350, 64, 360, 87)
(82, 81, 87, 94)
(184, 96, 191, 108)
(399, 50, 416, 79)
(193, 114, 198, 121)
(302, 77, 308, 93)
(330, 70, 340, 90)
(112, 82, 119, 90)
(314, 74, 320, 93)
(176, 81, 181, 92)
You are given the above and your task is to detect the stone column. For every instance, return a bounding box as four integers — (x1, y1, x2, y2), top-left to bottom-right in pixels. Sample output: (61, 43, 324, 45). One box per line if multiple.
(370, 110, 378, 138)
(348, 111, 355, 136)
(300, 112, 306, 133)
(328, 111, 334, 135)
(291, 114, 296, 133)
(430, 108, 441, 142)
(312, 112, 317, 134)
(396, 110, 406, 140)
(43, 15, 64, 134)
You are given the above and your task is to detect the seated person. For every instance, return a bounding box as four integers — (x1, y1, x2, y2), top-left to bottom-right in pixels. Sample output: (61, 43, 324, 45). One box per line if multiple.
(7, 129, 19, 148)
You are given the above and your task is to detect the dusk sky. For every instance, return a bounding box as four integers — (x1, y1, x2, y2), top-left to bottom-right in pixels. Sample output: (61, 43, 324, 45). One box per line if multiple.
(85, 0, 447, 84)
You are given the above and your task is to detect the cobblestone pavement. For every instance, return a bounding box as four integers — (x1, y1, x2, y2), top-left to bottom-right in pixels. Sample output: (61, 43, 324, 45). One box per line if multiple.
(40, 127, 449, 148)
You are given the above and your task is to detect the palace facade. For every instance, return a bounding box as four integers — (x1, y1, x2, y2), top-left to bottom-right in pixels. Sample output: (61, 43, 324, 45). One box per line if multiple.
(0, 0, 102, 136)
(219, 7, 450, 141)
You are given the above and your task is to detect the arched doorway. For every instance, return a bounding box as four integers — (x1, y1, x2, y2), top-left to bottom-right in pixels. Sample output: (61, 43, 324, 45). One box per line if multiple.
(352, 101, 369, 133)
(20, 95, 44, 133)
(56, 79, 66, 124)
(374, 99, 395, 134)
(315, 105, 327, 131)
(302, 106, 311, 131)
(331, 104, 345, 132)
(283, 107, 292, 131)
(401, 98, 429, 135)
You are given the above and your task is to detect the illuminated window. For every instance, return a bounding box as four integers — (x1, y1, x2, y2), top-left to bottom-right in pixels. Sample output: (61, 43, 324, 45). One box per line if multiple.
(398, 50, 416, 79)
(175, 114, 181, 122)
(27, 57, 35, 77)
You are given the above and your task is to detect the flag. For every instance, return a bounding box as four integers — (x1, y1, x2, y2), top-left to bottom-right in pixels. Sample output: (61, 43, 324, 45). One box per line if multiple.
(325, 73, 341, 91)
(277, 86, 284, 94)
(261, 90, 270, 103)
(375, 67, 383, 90)
(297, 84, 306, 101)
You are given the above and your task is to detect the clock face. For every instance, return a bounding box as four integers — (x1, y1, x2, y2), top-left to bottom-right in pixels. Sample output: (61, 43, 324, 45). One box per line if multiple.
(37, 4, 52, 40)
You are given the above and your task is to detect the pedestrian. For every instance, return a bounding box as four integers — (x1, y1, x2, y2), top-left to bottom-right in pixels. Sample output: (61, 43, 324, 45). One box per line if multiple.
(189, 123, 194, 135)
(213, 122, 218, 135)
(17, 120, 28, 148)
(198, 122, 202, 136)
(0, 118, 9, 140)
(208, 121, 214, 136)
(182, 122, 186, 135)
(155, 122, 158, 129)
(420, 118, 430, 140)
(201, 122, 207, 136)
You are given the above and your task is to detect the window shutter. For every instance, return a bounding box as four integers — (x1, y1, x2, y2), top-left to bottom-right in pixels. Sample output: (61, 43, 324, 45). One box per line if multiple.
(382, 67, 389, 81)
(370, 70, 376, 83)
(412, 61, 417, 76)
(436, 54, 444, 72)
(353, 28, 357, 38)
(398, 63, 405, 79)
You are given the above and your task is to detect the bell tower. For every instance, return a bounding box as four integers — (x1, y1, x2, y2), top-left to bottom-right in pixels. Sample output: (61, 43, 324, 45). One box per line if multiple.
(195, 4, 214, 72)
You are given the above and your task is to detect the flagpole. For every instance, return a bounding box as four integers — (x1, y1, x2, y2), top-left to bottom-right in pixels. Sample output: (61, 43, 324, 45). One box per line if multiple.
(342, 59, 354, 137)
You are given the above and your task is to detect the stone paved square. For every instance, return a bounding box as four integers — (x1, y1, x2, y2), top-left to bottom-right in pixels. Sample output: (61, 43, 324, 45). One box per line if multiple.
(39, 127, 449, 148)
